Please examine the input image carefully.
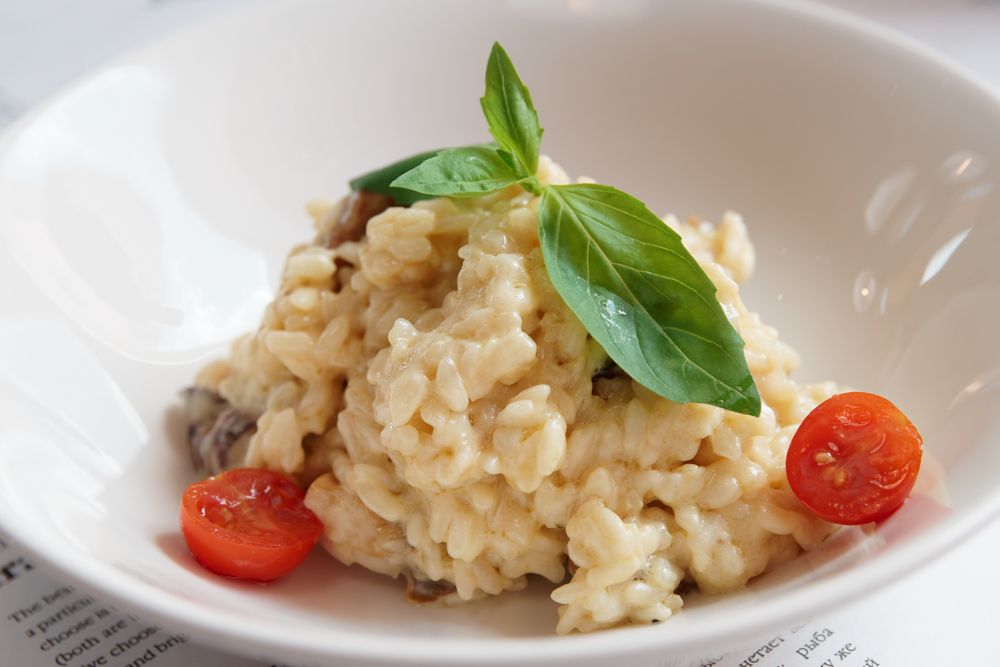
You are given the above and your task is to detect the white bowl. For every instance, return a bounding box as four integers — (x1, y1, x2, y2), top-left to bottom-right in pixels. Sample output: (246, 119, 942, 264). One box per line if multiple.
(1, 0, 998, 665)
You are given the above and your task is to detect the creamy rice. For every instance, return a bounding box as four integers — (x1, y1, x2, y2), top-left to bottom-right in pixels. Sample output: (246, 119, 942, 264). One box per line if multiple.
(193, 157, 836, 633)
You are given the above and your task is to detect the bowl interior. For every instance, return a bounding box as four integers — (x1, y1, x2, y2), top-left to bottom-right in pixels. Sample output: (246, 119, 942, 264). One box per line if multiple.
(1, 0, 999, 664)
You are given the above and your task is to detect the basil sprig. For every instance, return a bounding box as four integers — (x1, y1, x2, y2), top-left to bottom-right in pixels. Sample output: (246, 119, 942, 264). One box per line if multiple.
(351, 42, 761, 416)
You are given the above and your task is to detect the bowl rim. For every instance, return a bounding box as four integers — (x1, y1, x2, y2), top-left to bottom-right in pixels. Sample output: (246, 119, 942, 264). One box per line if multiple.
(2, 0, 1000, 663)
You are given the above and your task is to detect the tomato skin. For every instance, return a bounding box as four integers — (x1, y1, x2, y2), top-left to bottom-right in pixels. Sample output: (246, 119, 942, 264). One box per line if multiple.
(786, 392, 923, 525)
(180, 468, 324, 582)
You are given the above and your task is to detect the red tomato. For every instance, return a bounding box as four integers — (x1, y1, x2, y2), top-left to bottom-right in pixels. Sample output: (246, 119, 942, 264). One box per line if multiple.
(786, 392, 923, 525)
(180, 468, 324, 582)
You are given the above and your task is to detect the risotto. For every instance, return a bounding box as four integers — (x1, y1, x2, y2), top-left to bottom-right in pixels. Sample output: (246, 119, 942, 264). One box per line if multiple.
(186, 157, 836, 634)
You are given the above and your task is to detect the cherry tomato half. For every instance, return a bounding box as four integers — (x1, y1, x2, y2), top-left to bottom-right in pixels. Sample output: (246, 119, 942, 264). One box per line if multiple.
(180, 468, 324, 582)
(786, 392, 923, 525)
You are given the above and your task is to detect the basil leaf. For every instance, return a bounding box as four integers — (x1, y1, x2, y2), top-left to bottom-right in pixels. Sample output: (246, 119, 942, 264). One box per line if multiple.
(480, 42, 542, 177)
(538, 184, 761, 416)
(391, 145, 525, 197)
(349, 149, 443, 205)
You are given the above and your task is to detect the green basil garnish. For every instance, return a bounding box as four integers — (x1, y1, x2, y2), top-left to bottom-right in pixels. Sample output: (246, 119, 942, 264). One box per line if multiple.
(348, 149, 442, 205)
(479, 42, 543, 186)
(391, 145, 527, 197)
(539, 184, 760, 415)
(354, 42, 761, 416)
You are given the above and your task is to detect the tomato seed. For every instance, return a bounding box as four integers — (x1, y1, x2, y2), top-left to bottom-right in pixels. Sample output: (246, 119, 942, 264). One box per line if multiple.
(814, 451, 835, 465)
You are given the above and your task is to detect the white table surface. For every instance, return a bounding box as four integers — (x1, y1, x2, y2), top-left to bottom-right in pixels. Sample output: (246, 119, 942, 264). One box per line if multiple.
(1, 1, 998, 665)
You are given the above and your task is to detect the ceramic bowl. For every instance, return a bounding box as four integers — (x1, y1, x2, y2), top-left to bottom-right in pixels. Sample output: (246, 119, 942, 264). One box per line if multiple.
(1, 1, 998, 665)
